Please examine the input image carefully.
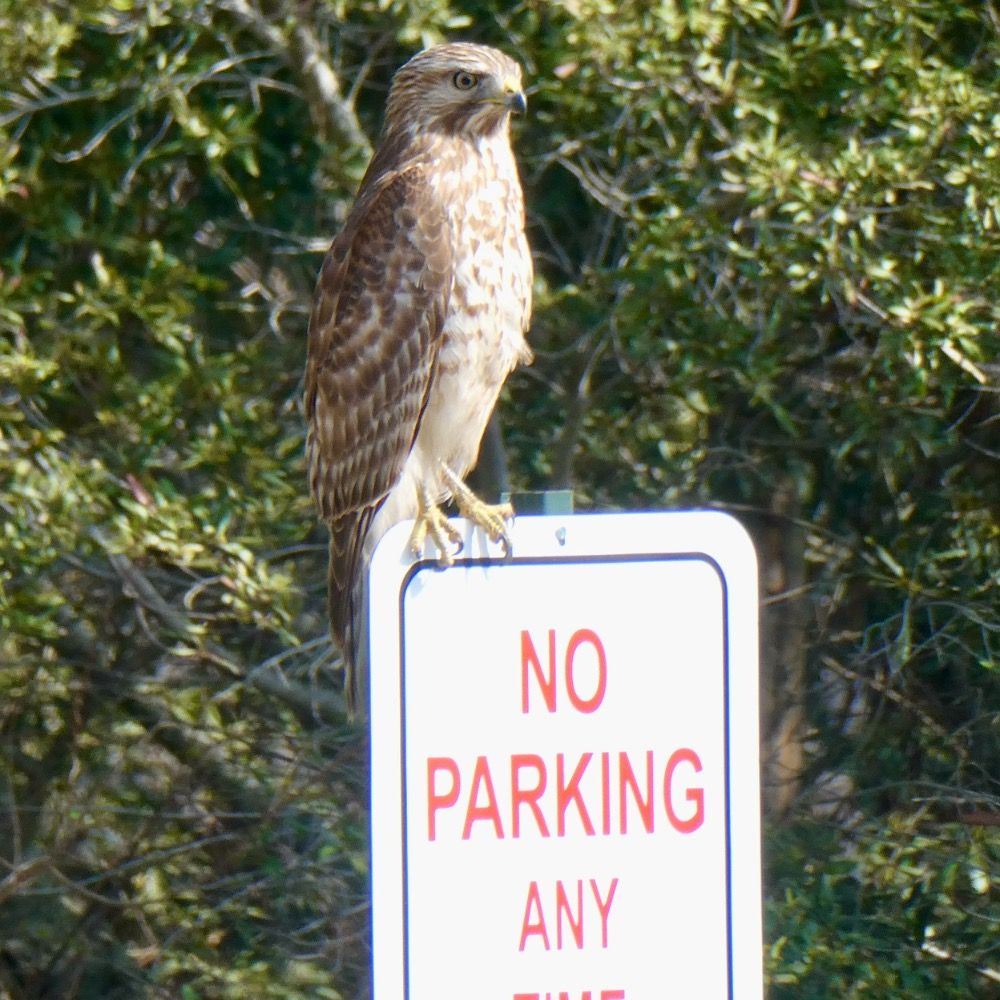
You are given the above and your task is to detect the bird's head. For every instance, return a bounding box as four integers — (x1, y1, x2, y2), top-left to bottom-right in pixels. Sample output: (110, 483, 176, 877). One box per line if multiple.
(384, 42, 527, 140)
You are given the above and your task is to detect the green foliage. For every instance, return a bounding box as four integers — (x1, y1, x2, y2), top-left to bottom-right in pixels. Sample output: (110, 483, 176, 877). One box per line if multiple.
(767, 819, 1000, 998)
(2, 0, 999, 996)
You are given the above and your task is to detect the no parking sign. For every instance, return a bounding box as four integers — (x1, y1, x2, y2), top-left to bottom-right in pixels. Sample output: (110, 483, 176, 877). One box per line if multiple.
(368, 511, 762, 1000)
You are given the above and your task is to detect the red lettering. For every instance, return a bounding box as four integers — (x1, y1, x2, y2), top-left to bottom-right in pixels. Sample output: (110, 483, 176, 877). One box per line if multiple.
(426, 757, 459, 841)
(564, 629, 607, 713)
(555, 879, 584, 949)
(619, 750, 654, 833)
(512, 754, 550, 837)
(521, 630, 557, 713)
(432, 749, 706, 842)
(518, 879, 618, 959)
(600, 752, 611, 835)
(591, 878, 618, 948)
(518, 881, 550, 951)
(556, 753, 595, 836)
(664, 748, 704, 833)
(515, 991, 619, 999)
(463, 756, 504, 839)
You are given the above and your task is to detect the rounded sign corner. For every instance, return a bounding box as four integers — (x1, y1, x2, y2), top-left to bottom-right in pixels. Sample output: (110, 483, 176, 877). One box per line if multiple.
(370, 519, 416, 573)
(700, 510, 759, 576)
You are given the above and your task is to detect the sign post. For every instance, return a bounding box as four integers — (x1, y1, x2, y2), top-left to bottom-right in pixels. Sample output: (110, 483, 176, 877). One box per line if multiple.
(369, 511, 762, 999)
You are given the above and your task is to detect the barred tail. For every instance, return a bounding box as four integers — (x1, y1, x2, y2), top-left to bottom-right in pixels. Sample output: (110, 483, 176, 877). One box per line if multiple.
(328, 506, 377, 715)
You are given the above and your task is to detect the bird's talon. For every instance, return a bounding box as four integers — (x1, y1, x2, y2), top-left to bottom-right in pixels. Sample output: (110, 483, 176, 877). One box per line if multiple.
(409, 492, 466, 566)
(408, 523, 427, 557)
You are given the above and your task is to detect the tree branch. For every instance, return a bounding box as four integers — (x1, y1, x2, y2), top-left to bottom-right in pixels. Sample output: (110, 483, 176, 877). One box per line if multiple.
(217, 0, 372, 155)
(68, 536, 349, 728)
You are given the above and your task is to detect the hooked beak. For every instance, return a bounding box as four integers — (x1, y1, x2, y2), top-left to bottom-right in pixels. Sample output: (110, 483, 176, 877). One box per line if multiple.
(506, 89, 527, 115)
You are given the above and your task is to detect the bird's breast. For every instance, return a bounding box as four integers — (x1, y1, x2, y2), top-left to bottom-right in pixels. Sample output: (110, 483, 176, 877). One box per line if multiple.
(390, 132, 532, 500)
(440, 140, 531, 369)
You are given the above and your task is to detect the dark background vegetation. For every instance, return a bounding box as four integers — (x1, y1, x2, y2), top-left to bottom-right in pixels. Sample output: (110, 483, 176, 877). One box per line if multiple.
(2, 0, 1000, 996)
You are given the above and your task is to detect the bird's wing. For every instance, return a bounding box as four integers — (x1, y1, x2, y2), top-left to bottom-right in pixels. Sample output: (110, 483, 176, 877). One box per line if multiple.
(305, 158, 452, 694)
(305, 159, 452, 522)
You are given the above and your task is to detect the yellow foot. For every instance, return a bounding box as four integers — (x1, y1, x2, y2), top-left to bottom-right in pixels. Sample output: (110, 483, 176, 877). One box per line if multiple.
(408, 488, 463, 565)
(440, 463, 514, 556)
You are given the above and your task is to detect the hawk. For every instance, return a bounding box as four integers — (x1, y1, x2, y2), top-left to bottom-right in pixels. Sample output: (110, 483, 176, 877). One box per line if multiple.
(305, 43, 533, 712)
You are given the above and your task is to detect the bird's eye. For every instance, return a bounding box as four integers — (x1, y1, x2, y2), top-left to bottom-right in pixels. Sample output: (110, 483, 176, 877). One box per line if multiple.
(452, 70, 478, 91)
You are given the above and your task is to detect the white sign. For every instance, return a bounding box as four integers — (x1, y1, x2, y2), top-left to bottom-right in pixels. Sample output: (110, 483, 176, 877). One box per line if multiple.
(369, 511, 762, 1000)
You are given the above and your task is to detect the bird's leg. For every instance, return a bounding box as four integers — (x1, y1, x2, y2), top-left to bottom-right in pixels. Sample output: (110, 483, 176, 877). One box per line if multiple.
(408, 482, 463, 564)
(439, 462, 514, 556)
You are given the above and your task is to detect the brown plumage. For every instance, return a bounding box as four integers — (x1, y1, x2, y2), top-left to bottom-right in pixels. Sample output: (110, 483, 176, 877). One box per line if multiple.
(304, 43, 533, 712)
